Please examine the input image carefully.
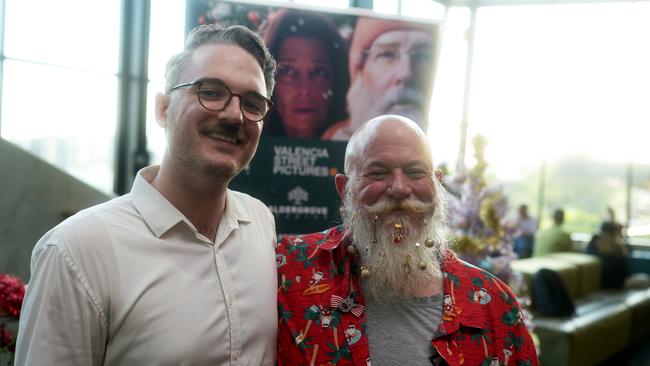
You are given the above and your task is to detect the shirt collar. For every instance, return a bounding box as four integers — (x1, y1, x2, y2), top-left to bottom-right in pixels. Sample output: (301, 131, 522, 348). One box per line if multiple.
(315, 226, 348, 251)
(223, 189, 251, 225)
(214, 189, 251, 245)
(131, 165, 186, 238)
(130, 166, 252, 239)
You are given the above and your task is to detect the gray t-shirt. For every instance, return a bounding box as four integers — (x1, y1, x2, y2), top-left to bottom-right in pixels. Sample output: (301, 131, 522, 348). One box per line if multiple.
(365, 294, 444, 365)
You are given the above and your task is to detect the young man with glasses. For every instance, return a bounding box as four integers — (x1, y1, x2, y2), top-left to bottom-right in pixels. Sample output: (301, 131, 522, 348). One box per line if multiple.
(16, 25, 278, 365)
(323, 17, 437, 141)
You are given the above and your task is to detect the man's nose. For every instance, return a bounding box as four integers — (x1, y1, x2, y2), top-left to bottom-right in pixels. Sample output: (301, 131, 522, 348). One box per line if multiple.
(220, 95, 244, 124)
(393, 53, 414, 83)
(387, 170, 412, 199)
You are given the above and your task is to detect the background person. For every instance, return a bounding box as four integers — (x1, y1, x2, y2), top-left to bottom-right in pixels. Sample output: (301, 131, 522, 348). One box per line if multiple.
(322, 17, 437, 140)
(263, 9, 349, 139)
(586, 221, 629, 289)
(534, 208, 574, 256)
(513, 203, 538, 258)
(16, 25, 278, 365)
(277, 115, 537, 365)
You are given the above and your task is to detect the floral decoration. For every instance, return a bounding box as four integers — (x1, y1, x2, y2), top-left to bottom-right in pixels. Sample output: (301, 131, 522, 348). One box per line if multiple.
(0, 274, 25, 319)
(0, 274, 25, 365)
(444, 135, 534, 332)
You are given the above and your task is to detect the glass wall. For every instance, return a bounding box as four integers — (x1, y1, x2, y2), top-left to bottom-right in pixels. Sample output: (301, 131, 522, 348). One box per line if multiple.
(1, 0, 121, 194)
(146, 0, 186, 165)
(461, 2, 650, 236)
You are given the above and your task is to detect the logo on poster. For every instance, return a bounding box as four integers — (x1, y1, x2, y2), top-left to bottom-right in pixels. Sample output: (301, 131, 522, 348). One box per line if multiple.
(288, 186, 309, 205)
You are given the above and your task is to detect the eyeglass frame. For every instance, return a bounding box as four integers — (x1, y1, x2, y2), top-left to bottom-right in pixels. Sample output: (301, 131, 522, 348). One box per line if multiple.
(169, 78, 273, 122)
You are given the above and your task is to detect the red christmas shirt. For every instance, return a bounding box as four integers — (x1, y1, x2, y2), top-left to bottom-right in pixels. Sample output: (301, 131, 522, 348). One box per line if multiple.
(276, 226, 538, 366)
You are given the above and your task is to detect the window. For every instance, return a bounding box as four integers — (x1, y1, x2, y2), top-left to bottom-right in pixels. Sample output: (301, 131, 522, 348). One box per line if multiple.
(429, 7, 470, 169)
(295, 0, 350, 9)
(1, 0, 121, 194)
(465, 2, 650, 233)
(146, 0, 186, 165)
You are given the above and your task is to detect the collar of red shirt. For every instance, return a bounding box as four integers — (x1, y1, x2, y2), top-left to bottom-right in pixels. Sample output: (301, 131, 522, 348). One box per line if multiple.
(315, 226, 490, 335)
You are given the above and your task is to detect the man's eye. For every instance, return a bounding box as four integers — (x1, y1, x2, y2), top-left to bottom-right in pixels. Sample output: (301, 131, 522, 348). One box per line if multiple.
(242, 99, 265, 114)
(375, 50, 398, 61)
(412, 50, 433, 64)
(364, 171, 388, 179)
(406, 169, 428, 178)
(199, 87, 228, 100)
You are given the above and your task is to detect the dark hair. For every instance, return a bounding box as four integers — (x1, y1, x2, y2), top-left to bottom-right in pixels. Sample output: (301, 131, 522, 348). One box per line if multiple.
(165, 24, 276, 97)
(263, 10, 349, 137)
(553, 209, 565, 225)
(601, 222, 622, 235)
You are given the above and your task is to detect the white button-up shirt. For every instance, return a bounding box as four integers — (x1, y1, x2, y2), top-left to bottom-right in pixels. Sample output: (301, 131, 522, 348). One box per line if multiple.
(15, 166, 278, 365)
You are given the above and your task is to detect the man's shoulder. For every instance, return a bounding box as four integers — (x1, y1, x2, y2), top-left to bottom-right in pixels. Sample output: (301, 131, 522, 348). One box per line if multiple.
(276, 226, 346, 263)
(34, 195, 134, 252)
(444, 254, 514, 295)
(445, 255, 491, 279)
(278, 226, 343, 247)
(227, 189, 274, 222)
(228, 188, 262, 202)
(228, 189, 270, 211)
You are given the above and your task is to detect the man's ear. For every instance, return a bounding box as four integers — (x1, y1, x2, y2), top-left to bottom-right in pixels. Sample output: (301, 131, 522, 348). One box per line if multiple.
(155, 92, 170, 128)
(334, 174, 349, 200)
(434, 168, 444, 183)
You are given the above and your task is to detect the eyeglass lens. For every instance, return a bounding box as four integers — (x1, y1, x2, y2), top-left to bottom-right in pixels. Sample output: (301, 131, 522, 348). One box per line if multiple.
(366, 45, 434, 69)
(197, 81, 269, 121)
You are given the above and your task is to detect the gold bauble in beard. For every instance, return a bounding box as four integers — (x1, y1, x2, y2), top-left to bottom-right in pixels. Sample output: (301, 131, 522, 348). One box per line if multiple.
(360, 265, 371, 278)
(392, 223, 404, 244)
(346, 245, 358, 255)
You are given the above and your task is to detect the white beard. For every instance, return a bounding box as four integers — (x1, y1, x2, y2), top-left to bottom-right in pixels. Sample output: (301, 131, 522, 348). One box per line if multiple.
(341, 185, 450, 300)
(345, 77, 427, 136)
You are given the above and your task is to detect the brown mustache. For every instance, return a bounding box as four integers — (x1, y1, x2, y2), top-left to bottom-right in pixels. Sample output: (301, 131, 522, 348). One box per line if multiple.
(203, 123, 247, 143)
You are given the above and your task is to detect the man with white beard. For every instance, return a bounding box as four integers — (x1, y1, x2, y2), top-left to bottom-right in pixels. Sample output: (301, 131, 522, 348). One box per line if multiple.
(277, 115, 538, 366)
(322, 17, 437, 141)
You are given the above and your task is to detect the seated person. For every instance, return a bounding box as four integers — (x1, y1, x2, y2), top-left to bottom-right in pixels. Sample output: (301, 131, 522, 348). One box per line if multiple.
(513, 204, 537, 258)
(586, 222, 629, 288)
(534, 209, 573, 256)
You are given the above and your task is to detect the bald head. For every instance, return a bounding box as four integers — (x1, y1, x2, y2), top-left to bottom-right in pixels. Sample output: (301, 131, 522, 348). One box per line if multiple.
(344, 115, 432, 176)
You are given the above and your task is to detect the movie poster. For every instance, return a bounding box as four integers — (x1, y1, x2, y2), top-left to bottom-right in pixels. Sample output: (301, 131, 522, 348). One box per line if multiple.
(188, 0, 439, 234)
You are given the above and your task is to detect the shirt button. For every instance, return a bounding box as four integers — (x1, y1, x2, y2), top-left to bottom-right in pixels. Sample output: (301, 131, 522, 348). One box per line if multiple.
(233, 351, 240, 361)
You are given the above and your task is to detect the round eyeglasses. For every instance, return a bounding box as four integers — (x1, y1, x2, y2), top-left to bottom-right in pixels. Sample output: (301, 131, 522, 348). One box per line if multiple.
(169, 78, 272, 122)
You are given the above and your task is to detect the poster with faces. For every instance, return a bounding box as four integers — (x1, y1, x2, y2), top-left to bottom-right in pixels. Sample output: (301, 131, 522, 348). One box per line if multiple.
(189, 0, 440, 234)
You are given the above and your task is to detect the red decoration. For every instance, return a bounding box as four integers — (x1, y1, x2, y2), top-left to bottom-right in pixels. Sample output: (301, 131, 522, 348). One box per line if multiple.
(0, 274, 25, 319)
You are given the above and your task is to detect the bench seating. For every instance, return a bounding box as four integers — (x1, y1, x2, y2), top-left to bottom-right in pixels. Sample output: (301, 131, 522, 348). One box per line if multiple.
(511, 252, 650, 366)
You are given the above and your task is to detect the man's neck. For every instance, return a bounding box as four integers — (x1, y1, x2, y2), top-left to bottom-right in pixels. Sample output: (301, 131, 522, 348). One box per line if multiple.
(151, 162, 230, 241)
